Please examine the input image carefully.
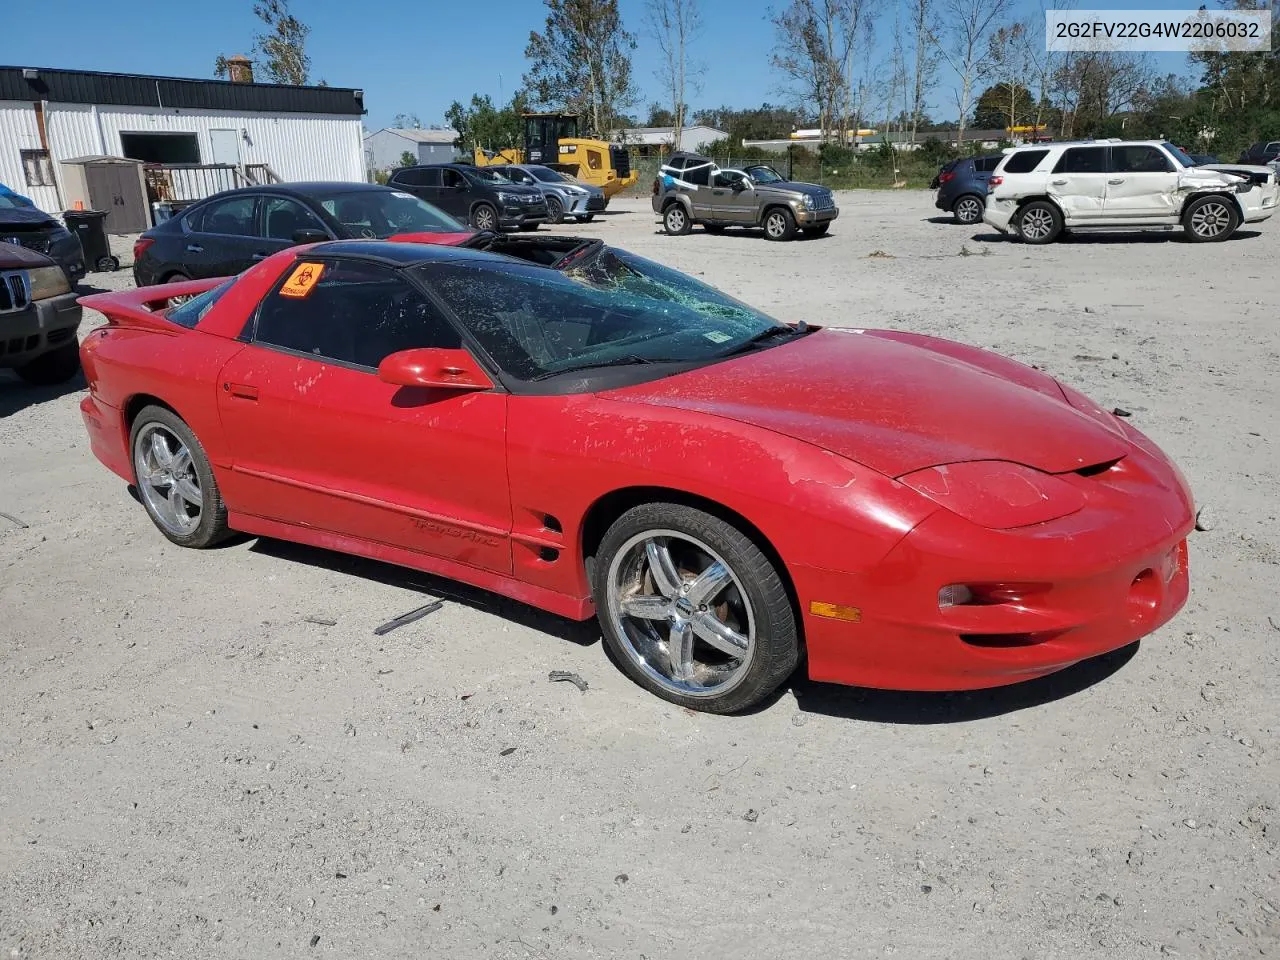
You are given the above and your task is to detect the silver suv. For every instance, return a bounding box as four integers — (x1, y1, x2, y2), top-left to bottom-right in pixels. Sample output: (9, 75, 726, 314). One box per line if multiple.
(652, 153, 839, 241)
(984, 139, 1278, 243)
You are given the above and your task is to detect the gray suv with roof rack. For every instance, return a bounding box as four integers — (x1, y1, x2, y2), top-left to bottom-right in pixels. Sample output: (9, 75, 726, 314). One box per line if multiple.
(651, 152, 838, 240)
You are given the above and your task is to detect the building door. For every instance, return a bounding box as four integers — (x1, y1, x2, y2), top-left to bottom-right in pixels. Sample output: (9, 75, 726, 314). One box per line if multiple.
(210, 129, 242, 166)
(85, 164, 149, 234)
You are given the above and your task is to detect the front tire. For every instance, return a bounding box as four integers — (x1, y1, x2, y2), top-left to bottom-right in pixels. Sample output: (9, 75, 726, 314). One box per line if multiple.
(593, 502, 800, 714)
(952, 194, 984, 225)
(663, 203, 692, 236)
(763, 207, 798, 241)
(15, 341, 80, 385)
(1015, 200, 1063, 244)
(470, 203, 498, 232)
(1183, 195, 1239, 242)
(545, 195, 564, 224)
(129, 405, 230, 548)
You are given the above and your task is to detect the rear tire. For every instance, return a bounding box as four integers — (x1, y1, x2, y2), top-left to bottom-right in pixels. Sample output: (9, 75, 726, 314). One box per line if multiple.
(952, 194, 984, 225)
(763, 207, 798, 241)
(129, 405, 230, 549)
(592, 502, 800, 714)
(1014, 200, 1063, 244)
(663, 203, 692, 236)
(15, 341, 80, 385)
(1183, 195, 1239, 242)
(164, 271, 193, 306)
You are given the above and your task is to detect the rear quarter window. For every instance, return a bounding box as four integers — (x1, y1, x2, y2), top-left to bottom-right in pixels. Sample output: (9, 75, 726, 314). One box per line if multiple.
(1002, 150, 1049, 174)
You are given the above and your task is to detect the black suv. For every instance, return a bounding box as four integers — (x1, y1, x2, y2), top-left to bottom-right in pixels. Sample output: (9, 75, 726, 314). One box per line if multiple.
(931, 155, 1002, 224)
(1237, 141, 1280, 165)
(388, 164, 548, 232)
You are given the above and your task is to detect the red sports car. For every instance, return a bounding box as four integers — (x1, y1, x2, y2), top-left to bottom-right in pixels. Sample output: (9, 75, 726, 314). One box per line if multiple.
(78, 237, 1194, 713)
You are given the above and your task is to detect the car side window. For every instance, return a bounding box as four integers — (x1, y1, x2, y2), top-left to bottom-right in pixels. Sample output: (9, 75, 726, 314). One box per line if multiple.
(509, 169, 534, 185)
(1112, 145, 1172, 173)
(713, 170, 742, 187)
(199, 196, 257, 236)
(1002, 149, 1049, 174)
(262, 197, 327, 240)
(391, 168, 426, 186)
(1053, 147, 1108, 174)
(684, 163, 710, 186)
(441, 169, 465, 188)
(254, 258, 461, 369)
(975, 157, 998, 173)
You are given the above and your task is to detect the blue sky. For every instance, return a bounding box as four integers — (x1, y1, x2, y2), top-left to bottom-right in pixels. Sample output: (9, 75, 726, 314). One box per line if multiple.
(13, 0, 1198, 130)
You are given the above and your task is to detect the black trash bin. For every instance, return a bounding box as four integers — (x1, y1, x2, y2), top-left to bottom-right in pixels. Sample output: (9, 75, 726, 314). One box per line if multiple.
(63, 210, 120, 273)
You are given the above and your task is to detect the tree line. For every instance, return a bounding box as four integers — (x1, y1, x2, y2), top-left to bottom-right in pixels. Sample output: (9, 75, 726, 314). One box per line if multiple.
(215, 0, 1280, 162)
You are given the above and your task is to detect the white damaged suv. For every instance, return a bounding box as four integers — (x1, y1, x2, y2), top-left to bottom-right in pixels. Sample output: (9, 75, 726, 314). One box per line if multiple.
(984, 139, 1278, 243)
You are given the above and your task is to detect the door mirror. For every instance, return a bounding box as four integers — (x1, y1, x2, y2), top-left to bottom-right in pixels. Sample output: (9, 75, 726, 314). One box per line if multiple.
(731, 178, 748, 192)
(291, 228, 330, 244)
(378, 348, 493, 391)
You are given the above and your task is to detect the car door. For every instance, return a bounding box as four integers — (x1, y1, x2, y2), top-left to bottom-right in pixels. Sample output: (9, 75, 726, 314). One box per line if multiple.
(1103, 144, 1180, 218)
(1047, 146, 1109, 220)
(680, 161, 715, 219)
(434, 168, 474, 219)
(184, 194, 262, 276)
(257, 195, 334, 255)
(214, 255, 512, 573)
(710, 169, 756, 223)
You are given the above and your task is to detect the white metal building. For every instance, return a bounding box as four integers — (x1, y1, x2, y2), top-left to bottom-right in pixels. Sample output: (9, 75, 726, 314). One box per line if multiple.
(615, 125, 728, 155)
(364, 128, 461, 173)
(1, 65, 366, 223)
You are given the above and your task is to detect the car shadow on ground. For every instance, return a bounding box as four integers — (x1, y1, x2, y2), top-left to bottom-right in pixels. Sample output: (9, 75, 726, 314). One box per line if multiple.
(970, 229, 1263, 245)
(924, 215, 959, 225)
(651, 227, 832, 241)
(0, 369, 86, 419)
(781, 641, 1139, 722)
(244, 536, 602, 647)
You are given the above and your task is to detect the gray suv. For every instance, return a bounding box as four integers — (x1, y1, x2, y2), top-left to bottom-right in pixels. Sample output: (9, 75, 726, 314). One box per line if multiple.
(652, 153, 838, 240)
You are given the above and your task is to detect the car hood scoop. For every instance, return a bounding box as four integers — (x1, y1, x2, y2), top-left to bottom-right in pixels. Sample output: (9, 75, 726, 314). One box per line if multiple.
(605, 328, 1129, 477)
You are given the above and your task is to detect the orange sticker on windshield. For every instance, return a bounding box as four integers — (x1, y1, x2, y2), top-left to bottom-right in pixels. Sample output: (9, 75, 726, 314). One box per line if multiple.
(280, 261, 325, 298)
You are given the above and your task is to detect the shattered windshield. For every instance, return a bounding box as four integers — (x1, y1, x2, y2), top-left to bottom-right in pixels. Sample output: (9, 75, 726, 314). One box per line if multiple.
(745, 165, 786, 183)
(414, 253, 786, 382)
(466, 167, 513, 184)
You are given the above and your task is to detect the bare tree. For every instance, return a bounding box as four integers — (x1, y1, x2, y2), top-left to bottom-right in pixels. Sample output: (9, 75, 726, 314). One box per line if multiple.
(771, 0, 871, 142)
(645, 0, 703, 151)
(929, 0, 1012, 146)
(906, 0, 939, 144)
(985, 23, 1035, 135)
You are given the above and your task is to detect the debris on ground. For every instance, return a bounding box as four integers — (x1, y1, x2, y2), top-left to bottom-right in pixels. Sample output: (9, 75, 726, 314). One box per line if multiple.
(1112, 407, 1132, 417)
(302, 615, 337, 626)
(373, 599, 444, 636)
(615, 873, 629, 884)
(499, 747, 517, 756)
(1195, 507, 1216, 532)
(865, 250, 894, 259)
(1073, 354, 1106, 361)
(309, 934, 320, 947)
(0, 510, 29, 529)
(548, 670, 589, 692)
(743, 809, 759, 823)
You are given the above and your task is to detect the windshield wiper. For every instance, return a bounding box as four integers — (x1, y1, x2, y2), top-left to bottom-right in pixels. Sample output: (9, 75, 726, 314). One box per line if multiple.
(531, 354, 668, 381)
(717, 321, 810, 356)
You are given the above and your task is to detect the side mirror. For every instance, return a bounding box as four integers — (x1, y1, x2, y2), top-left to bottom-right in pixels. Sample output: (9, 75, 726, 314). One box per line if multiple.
(731, 179, 748, 192)
(378, 348, 493, 391)
(291, 228, 330, 244)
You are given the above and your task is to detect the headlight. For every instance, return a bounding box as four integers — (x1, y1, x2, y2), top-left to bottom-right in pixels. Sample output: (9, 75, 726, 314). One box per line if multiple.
(899, 460, 1086, 529)
(498, 191, 521, 203)
(799, 194, 815, 209)
(27, 265, 70, 299)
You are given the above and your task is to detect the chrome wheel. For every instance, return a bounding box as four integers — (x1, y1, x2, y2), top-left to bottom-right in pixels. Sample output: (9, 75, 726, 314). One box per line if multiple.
(765, 211, 787, 238)
(605, 530, 755, 699)
(1190, 200, 1231, 238)
(955, 196, 982, 224)
(1020, 207, 1054, 241)
(472, 205, 496, 231)
(133, 423, 202, 536)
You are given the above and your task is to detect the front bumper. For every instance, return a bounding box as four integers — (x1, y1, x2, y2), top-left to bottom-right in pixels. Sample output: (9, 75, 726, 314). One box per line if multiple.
(586, 193, 606, 212)
(796, 206, 839, 225)
(498, 202, 549, 228)
(0, 290, 82, 368)
(795, 441, 1195, 691)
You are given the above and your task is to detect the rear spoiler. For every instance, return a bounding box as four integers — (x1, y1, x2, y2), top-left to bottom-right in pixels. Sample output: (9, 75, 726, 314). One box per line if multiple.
(78, 277, 229, 329)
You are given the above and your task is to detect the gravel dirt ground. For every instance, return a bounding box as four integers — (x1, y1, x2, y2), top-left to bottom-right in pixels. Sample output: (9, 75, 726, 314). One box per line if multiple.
(1, 193, 1276, 960)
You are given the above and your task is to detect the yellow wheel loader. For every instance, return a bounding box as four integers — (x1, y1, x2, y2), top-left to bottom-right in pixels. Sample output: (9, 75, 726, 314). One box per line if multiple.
(473, 113, 637, 203)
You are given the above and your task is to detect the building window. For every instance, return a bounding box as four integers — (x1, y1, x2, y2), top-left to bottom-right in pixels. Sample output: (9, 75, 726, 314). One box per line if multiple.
(21, 149, 55, 188)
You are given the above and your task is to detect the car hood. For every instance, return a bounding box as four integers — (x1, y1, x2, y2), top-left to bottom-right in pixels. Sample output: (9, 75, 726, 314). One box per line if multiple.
(756, 181, 830, 199)
(0, 207, 59, 229)
(604, 328, 1129, 478)
(0, 240, 58, 269)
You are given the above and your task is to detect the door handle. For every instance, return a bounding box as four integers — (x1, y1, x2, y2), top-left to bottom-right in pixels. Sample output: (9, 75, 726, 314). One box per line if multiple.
(1051, 179, 1068, 185)
(223, 382, 259, 400)
(1108, 178, 1125, 185)
(186, 244, 203, 253)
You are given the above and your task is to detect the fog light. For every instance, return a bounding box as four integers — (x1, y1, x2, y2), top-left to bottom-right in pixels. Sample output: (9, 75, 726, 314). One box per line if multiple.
(938, 584, 974, 607)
